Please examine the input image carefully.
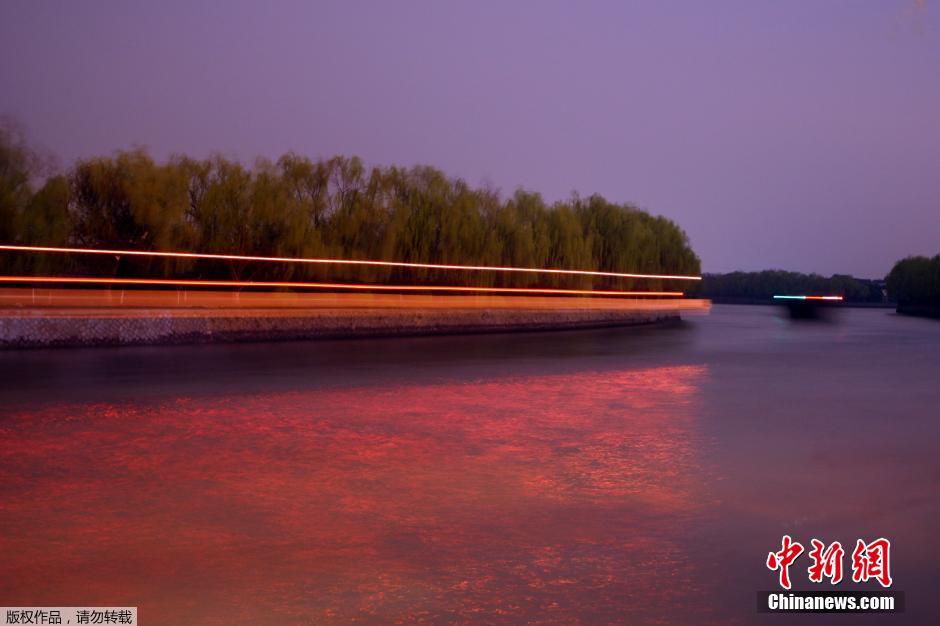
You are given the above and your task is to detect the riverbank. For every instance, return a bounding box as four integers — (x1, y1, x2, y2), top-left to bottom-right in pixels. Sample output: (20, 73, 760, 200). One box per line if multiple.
(704, 296, 893, 308)
(897, 304, 940, 319)
(0, 288, 709, 349)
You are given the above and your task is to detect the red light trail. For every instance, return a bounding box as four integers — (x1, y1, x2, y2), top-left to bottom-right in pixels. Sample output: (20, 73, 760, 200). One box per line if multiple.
(0, 276, 684, 297)
(0, 244, 701, 282)
(772, 295, 844, 301)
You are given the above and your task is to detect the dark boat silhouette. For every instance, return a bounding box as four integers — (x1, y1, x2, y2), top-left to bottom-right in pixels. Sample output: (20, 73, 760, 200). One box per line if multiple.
(774, 295, 843, 320)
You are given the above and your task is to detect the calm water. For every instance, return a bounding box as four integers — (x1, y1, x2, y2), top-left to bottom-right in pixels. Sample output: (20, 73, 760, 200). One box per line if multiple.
(1, 305, 938, 624)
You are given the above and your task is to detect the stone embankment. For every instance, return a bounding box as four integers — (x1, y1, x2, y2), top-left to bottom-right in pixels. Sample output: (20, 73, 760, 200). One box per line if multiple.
(0, 289, 709, 349)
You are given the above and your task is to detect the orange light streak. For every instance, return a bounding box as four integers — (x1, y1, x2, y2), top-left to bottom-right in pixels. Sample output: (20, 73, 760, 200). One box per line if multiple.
(0, 276, 683, 297)
(0, 244, 701, 282)
(773, 295, 844, 301)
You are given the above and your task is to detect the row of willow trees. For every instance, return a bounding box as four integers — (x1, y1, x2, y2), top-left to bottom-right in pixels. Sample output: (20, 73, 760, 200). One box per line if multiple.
(1, 125, 699, 290)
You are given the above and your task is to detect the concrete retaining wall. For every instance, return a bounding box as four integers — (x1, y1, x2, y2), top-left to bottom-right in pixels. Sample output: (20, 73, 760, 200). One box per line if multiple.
(0, 307, 683, 349)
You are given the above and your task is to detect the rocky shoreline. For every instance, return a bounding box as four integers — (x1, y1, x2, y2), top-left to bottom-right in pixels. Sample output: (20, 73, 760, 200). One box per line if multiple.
(0, 289, 709, 349)
(0, 306, 697, 349)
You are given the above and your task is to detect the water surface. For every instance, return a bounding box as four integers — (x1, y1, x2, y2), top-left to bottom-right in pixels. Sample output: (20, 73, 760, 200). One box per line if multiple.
(1, 306, 938, 623)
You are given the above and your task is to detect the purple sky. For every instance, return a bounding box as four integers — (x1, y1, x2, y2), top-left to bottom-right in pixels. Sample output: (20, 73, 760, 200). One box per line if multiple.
(1, 1, 938, 277)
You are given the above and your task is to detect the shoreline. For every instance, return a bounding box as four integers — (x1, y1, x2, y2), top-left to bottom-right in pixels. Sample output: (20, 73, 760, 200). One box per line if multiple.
(703, 297, 893, 308)
(0, 289, 709, 349)
(896, 304, 940, 319)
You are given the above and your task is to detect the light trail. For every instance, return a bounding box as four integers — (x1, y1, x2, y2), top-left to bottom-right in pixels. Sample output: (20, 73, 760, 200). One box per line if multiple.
(773, 295, 844, 301)
(0, 244, 701, 282)
(0, 276, 684, 297)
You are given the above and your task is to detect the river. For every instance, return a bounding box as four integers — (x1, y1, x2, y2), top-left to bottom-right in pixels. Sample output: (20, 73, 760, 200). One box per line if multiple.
(1, 305, 938, 624)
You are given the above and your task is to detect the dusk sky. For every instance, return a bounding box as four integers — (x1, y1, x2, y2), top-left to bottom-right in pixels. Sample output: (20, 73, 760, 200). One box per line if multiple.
(1, 1, 937, 277)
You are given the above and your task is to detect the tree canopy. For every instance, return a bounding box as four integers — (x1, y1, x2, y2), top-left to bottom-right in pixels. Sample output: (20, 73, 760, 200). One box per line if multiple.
(887, 255, 940, 306)
(0, 128, 700, 290)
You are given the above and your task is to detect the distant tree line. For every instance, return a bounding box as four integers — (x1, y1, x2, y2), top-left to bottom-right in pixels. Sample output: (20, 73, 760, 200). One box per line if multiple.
(0, 122, 699, 290)
(886, 255, 940, 314)
(697, 270, 886, 303)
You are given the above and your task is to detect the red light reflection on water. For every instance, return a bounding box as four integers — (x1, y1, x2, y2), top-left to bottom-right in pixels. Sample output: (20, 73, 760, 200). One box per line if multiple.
(0, 365, 710, 624)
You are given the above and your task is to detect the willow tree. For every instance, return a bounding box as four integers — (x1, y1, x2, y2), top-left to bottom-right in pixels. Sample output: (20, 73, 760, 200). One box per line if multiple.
(0, 132, 702, 288)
